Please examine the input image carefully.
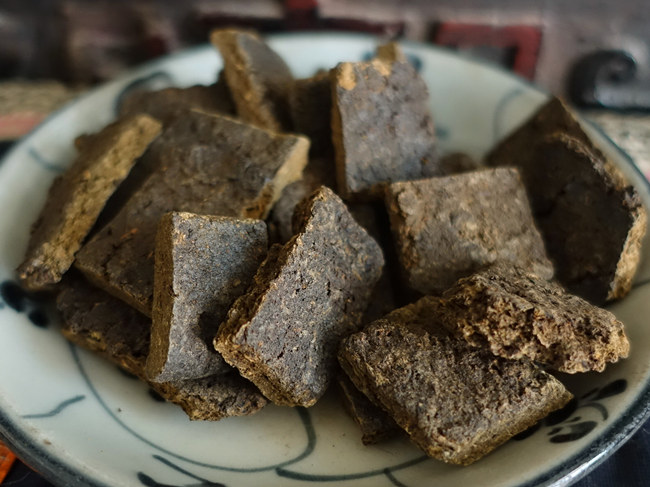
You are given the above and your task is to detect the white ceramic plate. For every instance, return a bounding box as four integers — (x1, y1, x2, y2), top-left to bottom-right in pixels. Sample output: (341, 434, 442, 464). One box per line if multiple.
(1, 33, 649, 487)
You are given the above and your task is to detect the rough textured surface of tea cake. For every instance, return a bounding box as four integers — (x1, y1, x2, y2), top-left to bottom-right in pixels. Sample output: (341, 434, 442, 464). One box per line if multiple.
(75, 111, 308, 316)
(528, 134, 646, 304)
(152, 373, 267, 421)
(17, 114, 162, 291)
(269, 157, 336, 243)
(57, 278, 267, 420)
(442, 265, 630, 373)
(338, 300, 572, 465)
(336, 373, 402, 445)
(384, 167, 554, 295)
(487, 97, 647, 304)
(215, 186, 384, 407)
(119, 82, 235, 126)
(331, 58, 439, 199)
(274, 195, 397, 318)
(147, 212, 268, 382)
(58, 276, 151, 377)
(487, 97, 591, 164)
(211, 29, 293, 131)
(289, 71, 333, 155)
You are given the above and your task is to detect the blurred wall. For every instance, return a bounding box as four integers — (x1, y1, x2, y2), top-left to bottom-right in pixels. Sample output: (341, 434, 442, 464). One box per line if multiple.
(1, 0, 648, 108)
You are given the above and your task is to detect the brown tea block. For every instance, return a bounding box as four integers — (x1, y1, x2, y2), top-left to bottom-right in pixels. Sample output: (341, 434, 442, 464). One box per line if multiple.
(215, 186, 384, 407)
(487, 97, 591, 166)
(210, 29, 293, 131)
(336, 373, 402, 445)
(87, 75, 240, 231)
(528, 134, 646, 304)
(277, 196, 397, 320)
(17, 114, 162, 291)
(331, 57, 439, 199)
(57, 278, 267, 420)
(58, 276, 151, 377)
(75, 110, 308, 316)
(384, 167, 554, 295)
(487, 97, 647, 304)
(338, 299, 572, 465)
(442, 265, 630, 373)
(119, 81, 235, 126)
(146, 212, 268, 383)
(289, 71, 333, 156)
(269, 156, 336, 243)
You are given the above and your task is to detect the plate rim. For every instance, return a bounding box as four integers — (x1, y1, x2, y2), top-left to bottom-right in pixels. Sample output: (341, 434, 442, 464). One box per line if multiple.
(1, 31, 649, 487)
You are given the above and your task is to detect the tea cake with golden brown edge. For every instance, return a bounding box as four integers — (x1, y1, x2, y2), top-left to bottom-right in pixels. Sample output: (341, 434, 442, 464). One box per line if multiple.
(384, 167, 554, 295)
(338, 299, 572, 465)
(146, 212, 268, 383)
(17, 114, 162, 291)
(75, 111, 308, 316)
(442, 265, 630, 373)
(215, 186, 384, 407)
(273, 191, 397, 320)
(331, 57, 439, 199)
(211, 29, 293, 132)
(487, 97, 647, 304)
(527, 133, 646, 304)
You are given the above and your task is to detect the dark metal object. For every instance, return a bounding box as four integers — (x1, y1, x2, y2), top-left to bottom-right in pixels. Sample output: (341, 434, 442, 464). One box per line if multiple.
(568, 50, 650, 110)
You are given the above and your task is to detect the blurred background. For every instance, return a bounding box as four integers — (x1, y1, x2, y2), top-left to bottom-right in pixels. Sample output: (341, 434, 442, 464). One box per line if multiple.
(1, 1, 650, 486)
(2, 0, 650, 173)
(2, 0, 650, 96)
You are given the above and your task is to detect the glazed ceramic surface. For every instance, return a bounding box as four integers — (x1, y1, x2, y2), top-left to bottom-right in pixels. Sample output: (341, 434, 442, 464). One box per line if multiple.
(0, 33, 649, 487)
